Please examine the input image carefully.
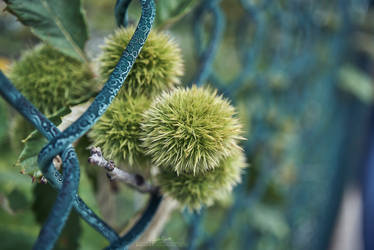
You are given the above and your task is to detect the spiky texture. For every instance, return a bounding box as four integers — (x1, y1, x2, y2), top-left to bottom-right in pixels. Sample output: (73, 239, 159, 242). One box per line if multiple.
(8, 44, 95, 115)
(99, 26, 183, 97)
(157, 149, 247, 210)
(89, 94, 152, 167)
(141, 86, 243, 174)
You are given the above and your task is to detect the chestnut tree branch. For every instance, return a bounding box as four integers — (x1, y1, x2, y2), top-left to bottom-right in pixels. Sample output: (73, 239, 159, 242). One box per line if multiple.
(88, 147, 157, 193)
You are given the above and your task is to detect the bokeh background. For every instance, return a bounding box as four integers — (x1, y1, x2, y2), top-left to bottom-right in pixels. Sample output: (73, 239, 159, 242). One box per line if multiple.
(1, 0, 374, 249)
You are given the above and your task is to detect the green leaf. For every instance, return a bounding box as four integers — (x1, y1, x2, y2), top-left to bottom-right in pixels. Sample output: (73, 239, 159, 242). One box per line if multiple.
(339, 65, 374, 103)
(156, 0, 199, 29)
(250, 204, 289, 240)
(48, 106, 73, 126)
(16, 132, 47, 180)
(4, 0, 89, 62)
(15, 106, 72, 180)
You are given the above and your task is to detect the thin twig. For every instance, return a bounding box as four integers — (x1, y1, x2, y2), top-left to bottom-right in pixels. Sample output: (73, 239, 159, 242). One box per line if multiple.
(88, 147, 157, 193)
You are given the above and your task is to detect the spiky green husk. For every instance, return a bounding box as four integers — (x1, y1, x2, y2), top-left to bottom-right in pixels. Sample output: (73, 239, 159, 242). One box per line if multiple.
(158, 149, 247, 210)
(141, 86, 243, 174)
(8, 44, 95, 115)
(99, 26, 184, 97)
(89, 94, 152, 167)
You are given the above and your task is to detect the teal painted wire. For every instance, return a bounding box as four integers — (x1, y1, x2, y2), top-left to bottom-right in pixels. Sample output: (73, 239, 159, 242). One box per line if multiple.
(107, 2, 164, 248)
(106, 191, 162, 250)
(229, 4, 267, 94)
(185, 210, 205, 250)
(208, 0, 268, 98)
(191, 0, 224, 87)
(115, 0, 132, 27)
(0, 72, 119, 244)
(0, 72, 80, 249)
(33, 147, 79, 249)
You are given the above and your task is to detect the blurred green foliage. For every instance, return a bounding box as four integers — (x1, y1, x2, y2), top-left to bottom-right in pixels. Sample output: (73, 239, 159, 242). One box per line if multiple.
(5, 0, 88, 61)
(0, 99, 8, 148)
